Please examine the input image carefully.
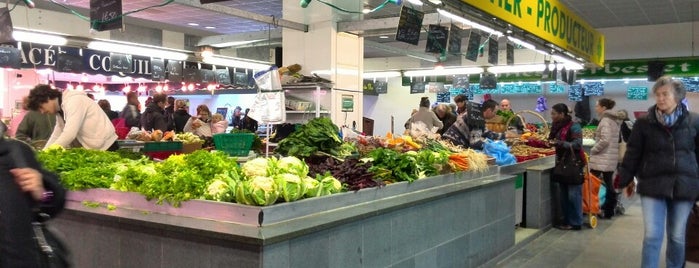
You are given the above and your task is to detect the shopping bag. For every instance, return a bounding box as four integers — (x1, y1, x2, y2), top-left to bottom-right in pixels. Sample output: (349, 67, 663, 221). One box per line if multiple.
(582, 171, 602, 215)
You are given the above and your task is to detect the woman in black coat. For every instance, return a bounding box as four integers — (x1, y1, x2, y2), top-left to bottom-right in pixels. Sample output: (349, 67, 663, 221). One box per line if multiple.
(617, 76, 699, 268)
(0, 137, 66, 267)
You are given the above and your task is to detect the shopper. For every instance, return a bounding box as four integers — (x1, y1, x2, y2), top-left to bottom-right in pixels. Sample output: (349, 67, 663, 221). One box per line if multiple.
(0, 137, 67, 267)
(97, 99, 119, 121)
(163, 96, 176, 131)
(617, 76, 699, 268)
(588, 98, 621, 220)
(15, 109, 56, 144)
(548, 103, 584, 231)
(433, 104, 456, 135)
(184, 104, 213, 137)
(140, 93, 169, 132)
(25, 84, 118, 151)
(229, 106, 243, 129)
(172, 99, 191, 133)
(241, 108, 258, 133)
(405, 97, 443, 131)
(120, 92, 141, 129)
(442, 100, 515, 149)
(454, 94, 467, 115)
(211, 113, 228, 134)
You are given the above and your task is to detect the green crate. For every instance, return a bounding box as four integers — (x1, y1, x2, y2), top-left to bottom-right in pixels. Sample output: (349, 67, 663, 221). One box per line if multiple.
(142, 141, 183, 152)
(213, 133, 254, 156)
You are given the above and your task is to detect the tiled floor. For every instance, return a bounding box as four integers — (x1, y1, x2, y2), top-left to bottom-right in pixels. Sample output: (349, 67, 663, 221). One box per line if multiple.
(497, 195, 699, 268)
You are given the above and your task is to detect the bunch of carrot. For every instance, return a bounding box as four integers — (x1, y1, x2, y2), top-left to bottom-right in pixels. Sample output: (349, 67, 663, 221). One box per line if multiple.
(448, 153, 470, 171)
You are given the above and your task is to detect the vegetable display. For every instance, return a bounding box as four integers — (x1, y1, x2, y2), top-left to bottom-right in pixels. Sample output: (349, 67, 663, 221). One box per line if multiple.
(275, 117, 342, 157)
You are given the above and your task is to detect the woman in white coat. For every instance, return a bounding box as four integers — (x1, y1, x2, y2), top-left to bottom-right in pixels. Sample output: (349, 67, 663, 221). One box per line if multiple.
(589, 98, 622, 219)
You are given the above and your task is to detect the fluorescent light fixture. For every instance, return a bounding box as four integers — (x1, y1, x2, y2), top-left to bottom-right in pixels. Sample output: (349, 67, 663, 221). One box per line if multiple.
(205, 26, 216, 29)
(188, 23, 199, 26)
(12, 30, 67, 46)
(551, 54, 584, 70)
(363, 71, 401, 79)
(406, 0, 423, 6)
(488, 63, 583, 74)
(312, 68, 359, 76)
(88, 40, 189, 60)
(506, 36, 535, 50)
(404, 67, 483, 77)
(210, 39, 263, 48)
(202, 55, 270, 70)
(437, 9, 502, 37)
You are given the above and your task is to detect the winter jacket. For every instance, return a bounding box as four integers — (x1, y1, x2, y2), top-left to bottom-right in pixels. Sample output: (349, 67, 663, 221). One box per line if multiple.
(406, 107, 443, 131)
(0, 138, 66, 268)
(173, 109, 191, 133)
(15, 110, 55, 142)
(618, 105, 699, 201)
(549, 116, 584, 185)
(183, 117, 213, 137)
(212, 120, 228, 134)
(120, 104, 141, 128)
(436, 111, 456, 135)
(140, 103, 169, 132)
(46, 91, 117, 150)
(589, 110, 622, 172)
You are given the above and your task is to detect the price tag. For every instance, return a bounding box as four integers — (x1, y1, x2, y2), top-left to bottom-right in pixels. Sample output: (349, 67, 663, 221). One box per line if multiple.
(627, 87, 648, 100)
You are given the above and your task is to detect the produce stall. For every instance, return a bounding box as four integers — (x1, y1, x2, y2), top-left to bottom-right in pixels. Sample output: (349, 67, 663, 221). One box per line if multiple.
(52, 167, 515, 268)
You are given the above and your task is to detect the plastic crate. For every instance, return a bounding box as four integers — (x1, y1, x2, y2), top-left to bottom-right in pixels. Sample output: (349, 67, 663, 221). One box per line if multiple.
(213, 133, 254, 156)
(142, 141, 183, 160)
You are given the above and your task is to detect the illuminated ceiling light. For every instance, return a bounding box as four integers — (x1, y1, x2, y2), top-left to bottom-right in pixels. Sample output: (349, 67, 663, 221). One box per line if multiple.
(88, 40, 189, 61)
(202, 55, 271, 70)
(188, 23, 199, 26)
(362, 6, 372, 14)
(403, 67, 483, 77)
(379, 35, 389, 39)
(210, 39, 264, 48)
(437, 9, 502, 37)
(506, 36, 536, 50)
(76, 84, 84, 91)
(187, 84, 195, 91)
(363, 71, 402, 79)
(12, 30, 67, 46)
(205, 26, 216, 29)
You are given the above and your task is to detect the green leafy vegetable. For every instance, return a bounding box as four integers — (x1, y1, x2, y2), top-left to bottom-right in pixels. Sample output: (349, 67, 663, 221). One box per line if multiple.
(275, 117, 342, 157)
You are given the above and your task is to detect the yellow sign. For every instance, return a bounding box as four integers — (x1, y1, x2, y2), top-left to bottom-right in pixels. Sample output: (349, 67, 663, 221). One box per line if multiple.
(460, 0, 605, 67)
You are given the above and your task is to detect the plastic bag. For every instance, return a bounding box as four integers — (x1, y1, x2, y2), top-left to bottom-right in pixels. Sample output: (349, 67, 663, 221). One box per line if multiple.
(483, 139, 516, 165)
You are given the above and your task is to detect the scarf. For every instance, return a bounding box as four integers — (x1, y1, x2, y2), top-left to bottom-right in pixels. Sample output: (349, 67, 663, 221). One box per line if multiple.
(549, 115, 572, 141)
(655, 105, 683, 127)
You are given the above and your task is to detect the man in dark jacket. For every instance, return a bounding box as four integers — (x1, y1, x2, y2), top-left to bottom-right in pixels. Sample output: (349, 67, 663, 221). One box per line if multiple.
(0, 137, 66, 267)
(140, 93, 169, 132)
(120, 92, 141, 129)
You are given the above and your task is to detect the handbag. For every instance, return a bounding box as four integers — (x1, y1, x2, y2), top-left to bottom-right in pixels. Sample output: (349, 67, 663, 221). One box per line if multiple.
(552, 147, 585, 185)
(33, 212, 71, 268)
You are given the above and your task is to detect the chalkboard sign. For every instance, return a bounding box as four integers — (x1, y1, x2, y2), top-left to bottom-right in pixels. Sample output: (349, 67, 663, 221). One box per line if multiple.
(568, 84, 583, 102)
(56, 51, 83, 73)
(395, 6, 424, 46)
(479, 72, 497, 89)
(167, 60, 183, 83)
(488, 38, 498, 65)
(234, 71, 249, 86)
(200, 69, 215, 83)
(410, 82, 425, 94)
(627, 87, 648, 100)
(0, 46, 20, 69)
(0, 8, 14, 44)
(215, 69, 231, 85)
(448, 24, 461, 55)
(374, 81, 387, 94)
(583, 82, 604, 96)
(547, 83, 566, 94)
(506, 44, 514, 65)
(109, 52, 131, 73)
(466, 101, 485, 131)
(151, 59, 165, 81)
(437, 91, 451, 103)
(183, 68, 201, 83)
(465, 31, 481, 62)
(452, 74, 469, 91)
(425, 24, 449, 53)
(90, 0, 123, 32)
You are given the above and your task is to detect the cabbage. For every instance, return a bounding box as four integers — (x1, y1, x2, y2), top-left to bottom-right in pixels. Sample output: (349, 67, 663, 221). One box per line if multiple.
(237, 176, 279, 206)
(202, 174, 236, 202)
(303, 176, 320, 198)
(276, 156, 309, 178)
(319, 175, 343, 196)
(242, 157, 273, 178)
(274, 173, 306, 202)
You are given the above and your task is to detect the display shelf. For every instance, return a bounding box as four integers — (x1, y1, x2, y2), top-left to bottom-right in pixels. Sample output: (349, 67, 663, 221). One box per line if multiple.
(285, 110, 330, 114)
(282, 82, 333, 121)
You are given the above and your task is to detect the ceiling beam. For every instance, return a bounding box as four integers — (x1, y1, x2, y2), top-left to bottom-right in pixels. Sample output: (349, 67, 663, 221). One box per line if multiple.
(365, 41, 438, 62)
(338, 13, 443, 33)
(173, 0, 308, 32)
(198, 29, 282, 47)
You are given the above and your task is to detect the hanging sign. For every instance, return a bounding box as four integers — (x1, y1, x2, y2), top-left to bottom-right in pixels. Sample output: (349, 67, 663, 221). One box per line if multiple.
(90, 0, 123, 32)
(341, 95, 354, 112)
(425, 24, 449, 53)
(627, 87, 648, 100)
(460, 0, 605, 67)
(448, 24, 462, 55)
(395, 6, 424, 46)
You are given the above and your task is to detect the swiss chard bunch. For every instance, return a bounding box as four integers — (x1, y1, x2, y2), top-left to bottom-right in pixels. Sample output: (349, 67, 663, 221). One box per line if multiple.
(366, 148, 419, 183)
(275, 117, 342, 157)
